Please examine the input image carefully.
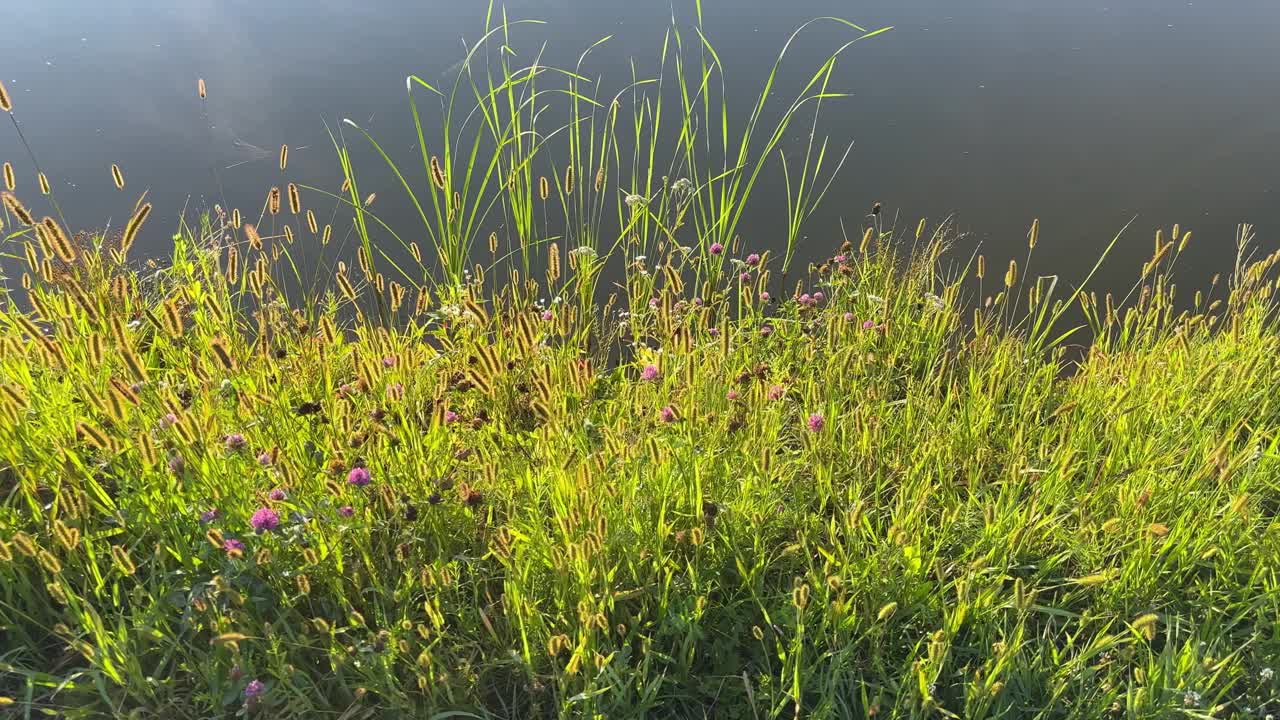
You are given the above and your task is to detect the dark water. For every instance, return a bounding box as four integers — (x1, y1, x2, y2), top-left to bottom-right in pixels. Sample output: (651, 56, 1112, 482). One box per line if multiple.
(3, 0, 1278, 295)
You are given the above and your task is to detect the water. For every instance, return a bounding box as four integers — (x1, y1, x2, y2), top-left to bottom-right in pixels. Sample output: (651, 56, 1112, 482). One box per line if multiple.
(3, 0, 1278, 296)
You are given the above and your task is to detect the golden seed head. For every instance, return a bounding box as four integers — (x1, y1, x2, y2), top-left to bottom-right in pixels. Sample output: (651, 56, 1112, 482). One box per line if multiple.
(429, 156, 446, 190)
(42, 217, 77, 263)
(1, 192, 33, 225)
(120, 202, 152, 256)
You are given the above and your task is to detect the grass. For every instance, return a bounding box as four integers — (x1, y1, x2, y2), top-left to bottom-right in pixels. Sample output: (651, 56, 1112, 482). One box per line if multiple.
(2, 4, 1280, 719)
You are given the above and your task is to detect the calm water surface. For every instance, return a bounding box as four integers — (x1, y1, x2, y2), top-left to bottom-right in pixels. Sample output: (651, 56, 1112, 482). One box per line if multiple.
(3, 0, 1278, 293)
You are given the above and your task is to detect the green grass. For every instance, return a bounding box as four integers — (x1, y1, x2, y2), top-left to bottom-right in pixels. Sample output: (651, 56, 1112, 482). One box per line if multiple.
(1, 5, 1279, 719)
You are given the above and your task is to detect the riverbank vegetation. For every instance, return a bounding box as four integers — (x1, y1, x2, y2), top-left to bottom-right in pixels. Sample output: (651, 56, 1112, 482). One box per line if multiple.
(1, 4, 1278, 718)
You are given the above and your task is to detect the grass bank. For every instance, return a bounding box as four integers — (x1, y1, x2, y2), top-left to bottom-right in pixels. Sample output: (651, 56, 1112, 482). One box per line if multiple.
(2, 4, 1279, 718)
(0, 212, 1278, 717)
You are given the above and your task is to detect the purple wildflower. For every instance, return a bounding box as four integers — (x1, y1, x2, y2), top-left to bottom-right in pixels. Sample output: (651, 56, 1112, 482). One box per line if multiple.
(745, 253, 761, 266)
(833, 254, 847, 264)
(444, 410, 460, 424)
(843, 312, 855, 323)
(739, 271, 752, 283)
(541, 310, 554, 322)
(759, 291, 770, 302)
(709, 242, 724, 255)
(268, 488, 287, 502)
(767, 384, 786, 401)
(862, 320, 877, 330)
(708, 327, 720, 338)
(250, 507, 280, 533)
(257, 451, 274, 467)
(224, 433, 247, 451)
(382, 356, 397, 368)
(658, 406, 677, 424)
(159, 413, 178, 429)
(200, 509, 220, 524)
(338, 505, 354, 518)
(223, 538, 245, 556)
(641, 364, 660, 382)
(760, 325, 774, 338)
(648, 298, 659, 309)
(807, 413, 825, 433)
(346, 467, 371, 487)
(168, 454, 186, 474)
(726, 390, 740, 401)
(813, 291, 825, 303)
(799, 293, 813, 306)
(243, 679, 266, 703)
(692, 297, 704, 307)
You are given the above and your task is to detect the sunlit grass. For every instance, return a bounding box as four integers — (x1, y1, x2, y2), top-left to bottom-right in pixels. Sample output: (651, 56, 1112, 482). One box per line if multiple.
(1, 4, 1279, 719)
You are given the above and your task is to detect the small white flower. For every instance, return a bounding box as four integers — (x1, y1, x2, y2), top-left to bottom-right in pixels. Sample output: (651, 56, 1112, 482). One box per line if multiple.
(922, 292, 944, 310)
(624, 193, 647, 209)
(1261, 666, 1275, 681)
(1182, 690, 1200, 707)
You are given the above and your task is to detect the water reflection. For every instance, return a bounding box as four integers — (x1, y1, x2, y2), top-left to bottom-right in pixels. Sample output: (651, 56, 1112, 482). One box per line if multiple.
(1, 0, 1277, 293)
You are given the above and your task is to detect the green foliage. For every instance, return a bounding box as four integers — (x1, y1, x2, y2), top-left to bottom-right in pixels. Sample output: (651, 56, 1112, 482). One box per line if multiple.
(0, 5, 1278, 719)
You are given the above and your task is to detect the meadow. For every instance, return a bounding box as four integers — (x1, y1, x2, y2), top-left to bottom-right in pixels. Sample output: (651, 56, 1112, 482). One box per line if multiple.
(1, 4, 1279, 718)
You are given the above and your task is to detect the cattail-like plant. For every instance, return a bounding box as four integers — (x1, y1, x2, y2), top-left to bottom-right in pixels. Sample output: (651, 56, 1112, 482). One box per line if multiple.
(2, 192, 34, 226)
(111, 164, 125, 190)
(430, 156, 446, 190)
(120, 202, 152, 256)
(41, 217, 76, 263)
(245, 224, 263, 250)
